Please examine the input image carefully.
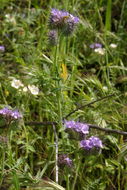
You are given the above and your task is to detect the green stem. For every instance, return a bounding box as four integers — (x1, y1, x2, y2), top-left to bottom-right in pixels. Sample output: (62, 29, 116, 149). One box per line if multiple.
(0, 146, 5, 186)
(7, 131, 13, 165)
(72, 157, 81, 190)
(66, 174, 70, 190)
(70, 37, 77, 98)
(118, 152, 122, 190)
(22, 124, 29, 158)
(0, 84, 8, 105)
(54, 41, 62, 126)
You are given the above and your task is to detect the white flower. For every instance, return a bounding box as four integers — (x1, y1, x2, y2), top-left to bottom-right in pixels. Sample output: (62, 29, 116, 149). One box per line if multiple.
(11, 79, 24, 89)
(103, 86, 108, 92)
(94, 48, 105, 55)
(110, 43, 117, 48)
(5, 14, 16, 25)
(28, 85, 39, 95)
(23, 87, 28, 92)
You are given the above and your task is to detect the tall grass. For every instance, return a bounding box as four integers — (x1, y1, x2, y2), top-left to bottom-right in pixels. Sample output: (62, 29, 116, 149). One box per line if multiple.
(105, 0, 112, 31)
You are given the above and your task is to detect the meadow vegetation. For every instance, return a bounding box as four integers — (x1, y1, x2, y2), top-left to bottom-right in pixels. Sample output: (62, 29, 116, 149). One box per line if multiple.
(0, 0, 127, 189)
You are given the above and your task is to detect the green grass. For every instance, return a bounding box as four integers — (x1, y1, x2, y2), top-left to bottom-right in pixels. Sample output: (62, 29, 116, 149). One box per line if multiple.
(0, 0, 127, 189)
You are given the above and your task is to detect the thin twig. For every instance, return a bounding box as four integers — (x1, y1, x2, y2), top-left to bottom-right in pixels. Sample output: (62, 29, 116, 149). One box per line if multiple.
(53, 124, 59, 183)
(88, 124, 127, 135)
(25, 121, 127, 136)
(64, 93, 115, 119)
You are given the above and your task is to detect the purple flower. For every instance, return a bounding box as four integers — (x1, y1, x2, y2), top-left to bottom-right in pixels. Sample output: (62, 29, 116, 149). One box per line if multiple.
(0, 136, 8, 143)
(0, 107, 12, 116)
(48, 30, 58, 46)
(90, 43, 102, 49)
(0, 46, 5, 52)
(10, 110, 22, 119)
(80, 136, 103, 150)
(80, 139, 93, 150)
(62, 14, 79, 35)
(49, 8, 79, 35)
(58, 154, 72, 167)
(49, 8, 68, 28)
(0, 107, 22, 120)
(64, 120, 89, 135)
(89, 136, 103, 148)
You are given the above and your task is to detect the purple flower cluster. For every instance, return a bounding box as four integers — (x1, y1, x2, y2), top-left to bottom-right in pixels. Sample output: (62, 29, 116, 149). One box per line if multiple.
(49, 8, 69, 28)
(0, 107, 22, 120)
(0, 46, 5, 52)
(80, 136, 103, 150)
(0, 136, 8, 143)
(90, 43, 102, 49)
(58, 154, 72, 167)
(64, 120, 89, 135)
(48, 8, 79, 39)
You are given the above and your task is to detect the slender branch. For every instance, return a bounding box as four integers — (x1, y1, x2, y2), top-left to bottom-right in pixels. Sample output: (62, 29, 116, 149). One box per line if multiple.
(64, 93, 115, 119)
(25, 121, 127, 136)
(88, 124, 127, 135)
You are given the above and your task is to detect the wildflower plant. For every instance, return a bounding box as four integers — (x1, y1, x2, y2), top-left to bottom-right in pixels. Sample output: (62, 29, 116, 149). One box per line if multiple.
(46, 8, 79, 184)
(47, 8, 79, 126)
(64, 120, 89, 140)
(0, 107, 22, 125)
(58, 154, 72, 168)
(28, 85, 39, 95)
(0, 46, 5, 52)
(90, 43, 102, 49)
(11, 78, 24, 89)
(90, 42, 105, 55)
(110, 43, 117, 48)
(49, 8, 79, 36)
(80, 136, 103, 150)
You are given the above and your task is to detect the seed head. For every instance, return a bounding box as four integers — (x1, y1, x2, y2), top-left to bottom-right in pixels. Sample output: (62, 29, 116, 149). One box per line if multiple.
(48, 30, 58, 46)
